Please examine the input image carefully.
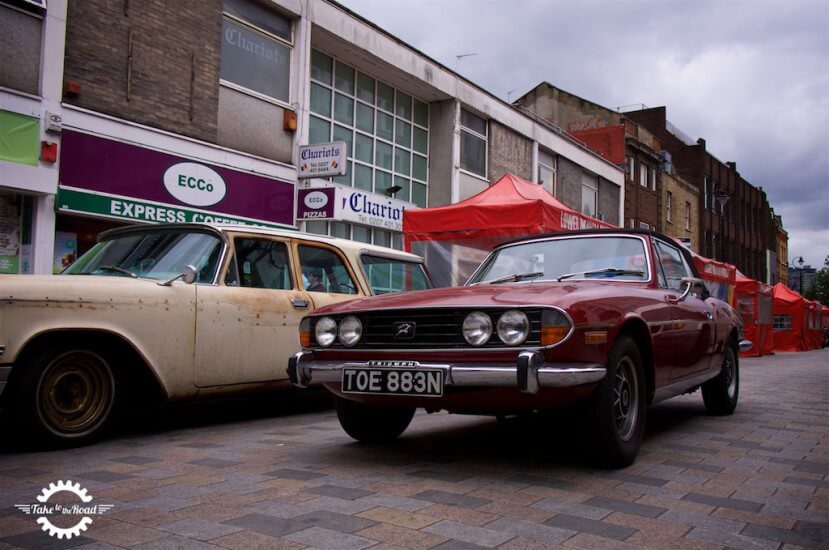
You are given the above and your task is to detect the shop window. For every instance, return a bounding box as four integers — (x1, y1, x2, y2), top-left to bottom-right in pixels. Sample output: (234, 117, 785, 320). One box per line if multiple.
(0, 110, 39, 166)
(773, 314, 791, 331)
(0, 191, 34, 274)
(460, 108, 487, 177)
(309, 50, 429, 204)
(220, 0, 292, 103)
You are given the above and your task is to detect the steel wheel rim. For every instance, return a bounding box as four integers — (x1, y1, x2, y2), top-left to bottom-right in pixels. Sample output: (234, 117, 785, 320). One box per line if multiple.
(613, 356, 639, 441)
(37, 351, 114, 436)
(724, 350, 737, 399)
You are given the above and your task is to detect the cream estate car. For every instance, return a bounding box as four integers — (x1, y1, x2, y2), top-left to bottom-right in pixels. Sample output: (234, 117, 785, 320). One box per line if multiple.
(0, 223, 432, 445)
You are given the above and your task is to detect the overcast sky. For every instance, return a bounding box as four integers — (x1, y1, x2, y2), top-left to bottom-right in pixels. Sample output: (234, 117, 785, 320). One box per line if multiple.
(339, 0, 829, 271)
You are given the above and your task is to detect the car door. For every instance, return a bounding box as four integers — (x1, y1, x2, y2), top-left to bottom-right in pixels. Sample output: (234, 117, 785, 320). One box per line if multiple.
(653, 240, 715, 380)
(194, 235, 314, 387)
(293, 240, 363, 311)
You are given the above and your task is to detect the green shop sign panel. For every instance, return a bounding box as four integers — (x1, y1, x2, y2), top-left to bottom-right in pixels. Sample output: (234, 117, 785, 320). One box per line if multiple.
(57, 188, 294, 230)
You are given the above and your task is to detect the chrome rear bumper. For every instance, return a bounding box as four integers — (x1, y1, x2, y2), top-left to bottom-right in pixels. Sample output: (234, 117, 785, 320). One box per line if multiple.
(739, 339, 753, 352)
(288, 350, 606, 395)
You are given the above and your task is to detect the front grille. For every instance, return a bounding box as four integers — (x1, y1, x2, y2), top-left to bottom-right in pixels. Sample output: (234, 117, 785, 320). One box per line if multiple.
(320, 308, 543, 349)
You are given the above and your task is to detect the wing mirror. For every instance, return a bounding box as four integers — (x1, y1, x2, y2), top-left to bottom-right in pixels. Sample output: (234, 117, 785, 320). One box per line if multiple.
(678, 276, 703, 301)
(158, 265, 198, 286)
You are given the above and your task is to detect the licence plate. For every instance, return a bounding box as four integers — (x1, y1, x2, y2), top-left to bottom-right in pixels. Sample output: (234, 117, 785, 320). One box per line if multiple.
(342, 366, 443, 397)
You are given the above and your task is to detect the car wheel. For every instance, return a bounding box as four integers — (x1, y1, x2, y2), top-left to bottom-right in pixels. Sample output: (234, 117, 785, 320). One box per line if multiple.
(16, 347, 119, 447)
(587, 335, 646, 468)
(335, 397, 415, 443)
(702, 341, 739, 416)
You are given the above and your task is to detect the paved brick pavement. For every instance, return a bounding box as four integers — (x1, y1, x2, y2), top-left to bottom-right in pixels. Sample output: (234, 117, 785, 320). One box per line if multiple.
(0, 349, 827, 549)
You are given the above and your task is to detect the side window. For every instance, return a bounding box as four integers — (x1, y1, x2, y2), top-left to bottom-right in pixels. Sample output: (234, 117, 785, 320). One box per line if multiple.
(298, 245, 357, 294)
(654, 241, 689, 291)
(234, 238, 292, 290)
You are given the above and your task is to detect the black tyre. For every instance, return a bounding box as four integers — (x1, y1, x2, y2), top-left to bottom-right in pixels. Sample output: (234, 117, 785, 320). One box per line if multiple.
(15, 346, 119, 447)
(587, 335, 646, 468)
(702, 341, 739, 416)
(335, 397, 415, 443)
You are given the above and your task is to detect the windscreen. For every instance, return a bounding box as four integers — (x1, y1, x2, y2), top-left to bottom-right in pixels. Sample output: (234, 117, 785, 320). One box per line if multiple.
(467, 236, 649, 285)
(63, 229, 224, 283)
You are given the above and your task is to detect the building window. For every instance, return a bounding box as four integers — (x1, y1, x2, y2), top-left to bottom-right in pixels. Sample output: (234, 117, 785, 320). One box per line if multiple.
(628, 157, 635, 181)
(639, 162, 647, 187)
(639, 221, 651, 230)
(460, 109, 487, 178)
(684, 201, 691, 231)
(773, 314, 791, 332)
(649, 167, 656, 190)
(581, 173, 598, 217)
(309, 50, 429, 207)
(666, 191, 673, 223)
(704, 176, 710, 211)
(538, 149, 556, 194)
(220, 0, 292, 103)
(304, 220, 404, 250)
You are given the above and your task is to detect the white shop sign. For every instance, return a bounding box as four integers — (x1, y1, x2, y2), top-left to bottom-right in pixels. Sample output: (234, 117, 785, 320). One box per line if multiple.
(298, 141, 347, 178)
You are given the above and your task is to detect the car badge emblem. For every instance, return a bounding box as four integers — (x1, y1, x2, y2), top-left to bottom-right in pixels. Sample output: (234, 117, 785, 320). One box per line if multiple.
(392, 321, 416, 340)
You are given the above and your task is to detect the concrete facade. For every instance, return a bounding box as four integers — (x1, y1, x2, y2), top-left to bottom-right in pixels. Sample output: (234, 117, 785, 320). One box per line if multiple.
(2, 0, 623, 274)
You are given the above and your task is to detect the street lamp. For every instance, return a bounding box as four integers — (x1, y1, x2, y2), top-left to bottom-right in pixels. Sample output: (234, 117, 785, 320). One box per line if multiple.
(790, 256, 805, 293)
(713, 187, 731, 263)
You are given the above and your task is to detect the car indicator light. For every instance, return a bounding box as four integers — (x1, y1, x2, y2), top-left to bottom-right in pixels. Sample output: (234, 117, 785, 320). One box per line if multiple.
(540, 309, 572, 346)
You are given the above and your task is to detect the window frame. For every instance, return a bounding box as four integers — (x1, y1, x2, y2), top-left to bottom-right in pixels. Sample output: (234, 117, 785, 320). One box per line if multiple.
(580, 173, 598, 218)
(684, 201, 691, 231)
(308, 50, 429, 207)
(666, 191, 673, 224)
(460, 108, 488, 179)
(537, 149, 557, 195)
(219, 5, 294, 106)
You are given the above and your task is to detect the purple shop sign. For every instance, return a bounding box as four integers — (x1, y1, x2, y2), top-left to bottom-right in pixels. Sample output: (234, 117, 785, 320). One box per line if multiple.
(59, 130, 295, 226)
(296, 187, 335, 220)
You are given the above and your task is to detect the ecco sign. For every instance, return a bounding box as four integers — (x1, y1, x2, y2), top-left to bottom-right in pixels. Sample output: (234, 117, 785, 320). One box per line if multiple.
(296, 187, 410, 232)
(303, 190, 329, 210)
(163, 162, 227, 207)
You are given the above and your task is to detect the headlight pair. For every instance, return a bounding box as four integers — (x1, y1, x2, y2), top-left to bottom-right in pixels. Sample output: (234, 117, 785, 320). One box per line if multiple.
(315, 315, 362, 347)
(462, 309, 530, 346)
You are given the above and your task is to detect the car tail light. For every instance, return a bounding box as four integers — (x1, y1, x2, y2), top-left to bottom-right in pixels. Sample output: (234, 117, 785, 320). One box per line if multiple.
(540, 308, 572, 347)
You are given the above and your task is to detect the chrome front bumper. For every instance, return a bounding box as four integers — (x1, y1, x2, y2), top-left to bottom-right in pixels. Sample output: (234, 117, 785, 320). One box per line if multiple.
(288, 350, 606, 395)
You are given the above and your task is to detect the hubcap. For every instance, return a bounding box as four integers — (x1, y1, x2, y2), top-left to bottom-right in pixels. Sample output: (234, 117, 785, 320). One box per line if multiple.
(724, 350, 737, 399)
(613, 356, 639, 442)
(38, 351, 113, 436)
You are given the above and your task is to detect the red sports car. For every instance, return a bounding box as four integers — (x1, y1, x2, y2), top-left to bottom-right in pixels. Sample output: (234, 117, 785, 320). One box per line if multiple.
(289, 229, 749, 467)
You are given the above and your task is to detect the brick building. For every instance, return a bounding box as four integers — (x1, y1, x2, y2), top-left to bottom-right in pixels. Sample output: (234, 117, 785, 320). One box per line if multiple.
(0, 0, 623, 273)
(515, 84, 680, 241)
(625, 107, 777, 282)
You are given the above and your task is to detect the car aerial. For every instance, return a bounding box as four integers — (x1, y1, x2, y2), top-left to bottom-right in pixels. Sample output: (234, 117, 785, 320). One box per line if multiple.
(0, 222, 432, 446)
(290, 228, 750, 467)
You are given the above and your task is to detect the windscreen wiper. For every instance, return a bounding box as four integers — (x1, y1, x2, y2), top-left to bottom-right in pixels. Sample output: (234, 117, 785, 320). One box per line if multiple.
(475, 271, 544, 285)
(97, 265, 138, 278)
(557, 268, 644, 282)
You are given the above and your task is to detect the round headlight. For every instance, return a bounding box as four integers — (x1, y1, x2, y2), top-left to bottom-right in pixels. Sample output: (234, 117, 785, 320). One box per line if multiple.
(338, 315, 362, 347)
(315, 316, 337, 347)
(463, 311, 492, 346)
(497, 309, 530, 346)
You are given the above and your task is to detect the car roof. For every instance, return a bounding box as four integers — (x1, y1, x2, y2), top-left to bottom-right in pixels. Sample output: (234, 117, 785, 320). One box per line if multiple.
(98, 222, 424, 262)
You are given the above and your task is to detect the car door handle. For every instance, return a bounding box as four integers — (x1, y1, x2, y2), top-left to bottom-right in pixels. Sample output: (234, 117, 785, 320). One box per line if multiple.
(291, 298, 309, 309)
(705, 310, 714, 320)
